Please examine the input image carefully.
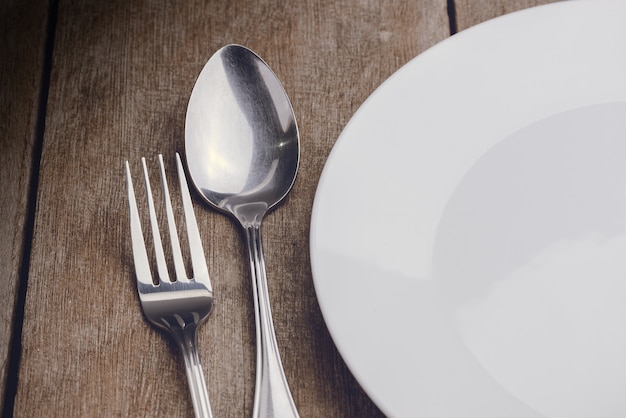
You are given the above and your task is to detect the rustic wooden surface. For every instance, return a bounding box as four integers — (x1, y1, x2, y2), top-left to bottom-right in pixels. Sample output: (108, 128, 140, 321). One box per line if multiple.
(0, 0, 50, 410)
(1, 0, 556, 416)
(455, 0, 560, 30)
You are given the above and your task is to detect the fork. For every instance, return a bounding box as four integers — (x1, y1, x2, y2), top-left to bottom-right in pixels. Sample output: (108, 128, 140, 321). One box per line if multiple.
(125, 153, 214, 418)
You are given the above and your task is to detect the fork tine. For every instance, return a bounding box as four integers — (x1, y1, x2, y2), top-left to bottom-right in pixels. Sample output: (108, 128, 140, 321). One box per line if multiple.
(142, 157, 170, 283)
(125, 161, 154, 287)
(176, 153, 211, 288)
(158, 154, 188, 282)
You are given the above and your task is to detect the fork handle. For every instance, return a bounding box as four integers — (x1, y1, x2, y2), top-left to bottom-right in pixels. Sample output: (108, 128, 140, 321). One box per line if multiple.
(244, 223, 299, 418)
(174, 326, 213, 418)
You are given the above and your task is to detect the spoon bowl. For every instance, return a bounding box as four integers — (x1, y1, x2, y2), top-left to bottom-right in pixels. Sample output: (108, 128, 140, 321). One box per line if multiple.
(185, 44, 299, 225)
(185, 44, 300, 418)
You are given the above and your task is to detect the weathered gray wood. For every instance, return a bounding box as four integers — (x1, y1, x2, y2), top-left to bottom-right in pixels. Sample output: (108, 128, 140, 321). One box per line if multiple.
(14, 0, 454, 416)
(0, 0, 49, 409)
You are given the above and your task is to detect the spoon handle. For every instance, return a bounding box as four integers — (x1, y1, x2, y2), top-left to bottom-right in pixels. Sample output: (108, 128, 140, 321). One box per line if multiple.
(244, 223, 300, 418)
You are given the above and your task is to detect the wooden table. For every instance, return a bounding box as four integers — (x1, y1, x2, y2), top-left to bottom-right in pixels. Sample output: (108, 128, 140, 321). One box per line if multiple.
(1, 0, 558, 416)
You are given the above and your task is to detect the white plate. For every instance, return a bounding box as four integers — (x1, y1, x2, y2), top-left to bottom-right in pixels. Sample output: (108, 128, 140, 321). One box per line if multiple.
(310, 1, 626, 417)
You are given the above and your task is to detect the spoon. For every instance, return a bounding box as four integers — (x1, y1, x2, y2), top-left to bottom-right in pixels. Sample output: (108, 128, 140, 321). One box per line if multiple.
(185, 44, 299, 418)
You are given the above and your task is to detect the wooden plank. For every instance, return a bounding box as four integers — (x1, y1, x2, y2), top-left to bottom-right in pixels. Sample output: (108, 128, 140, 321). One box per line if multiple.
(454, 0, 561, 31)
(14, 0, 449, 416)
(0, 0, 49, 409)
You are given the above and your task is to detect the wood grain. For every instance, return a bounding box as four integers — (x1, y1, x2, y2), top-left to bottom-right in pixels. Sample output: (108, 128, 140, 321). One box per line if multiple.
(13, 0, 449, 417)
(454, 0, 560, 31)
(0, 0, 49, 409)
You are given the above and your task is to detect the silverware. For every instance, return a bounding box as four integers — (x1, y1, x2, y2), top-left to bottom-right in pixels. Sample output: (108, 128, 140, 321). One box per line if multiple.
(125, 153, 214, 418)
(185, 44, 300, 418)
